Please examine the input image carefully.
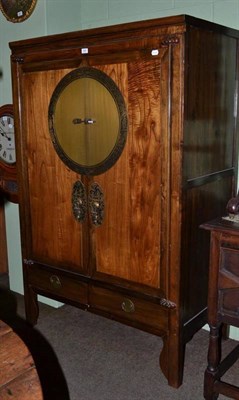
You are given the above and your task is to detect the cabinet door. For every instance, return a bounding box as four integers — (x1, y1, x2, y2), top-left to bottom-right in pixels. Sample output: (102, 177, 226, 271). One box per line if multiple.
(90, 49, 175, 290)
(20, 38, 178, 291)
(22, 69, 89, 273)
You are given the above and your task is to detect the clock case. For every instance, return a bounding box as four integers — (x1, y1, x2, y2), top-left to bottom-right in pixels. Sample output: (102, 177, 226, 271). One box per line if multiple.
(0, 0, 37, 23)
(9, 15, 239, 388)
(0, 104, 18, 203)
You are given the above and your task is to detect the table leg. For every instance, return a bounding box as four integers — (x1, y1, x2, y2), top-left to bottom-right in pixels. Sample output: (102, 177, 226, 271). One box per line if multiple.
(204, 324, 221, 400)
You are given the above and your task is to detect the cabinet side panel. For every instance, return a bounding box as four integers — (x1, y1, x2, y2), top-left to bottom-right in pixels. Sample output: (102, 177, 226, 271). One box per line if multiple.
(181, 27, 238, 329)
(183, 29, 237, 180)
(182, 178, 233, 325)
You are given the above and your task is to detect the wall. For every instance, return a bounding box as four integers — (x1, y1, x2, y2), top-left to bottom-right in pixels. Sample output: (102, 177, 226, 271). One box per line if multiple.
(79, 0, 239, 30)
(0, 0, 239, 321)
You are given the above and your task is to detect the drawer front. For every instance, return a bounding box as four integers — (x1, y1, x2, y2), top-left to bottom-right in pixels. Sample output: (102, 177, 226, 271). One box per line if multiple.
(218, 246, 239, 322)
(220, 246, 239, 279)
(89, 285, 168, 333)
(27, 264, 88, 305)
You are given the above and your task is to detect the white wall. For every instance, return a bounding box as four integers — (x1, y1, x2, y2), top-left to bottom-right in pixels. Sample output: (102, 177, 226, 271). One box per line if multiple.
(1, 0, 239, 330)
(79, 0, 239, 29)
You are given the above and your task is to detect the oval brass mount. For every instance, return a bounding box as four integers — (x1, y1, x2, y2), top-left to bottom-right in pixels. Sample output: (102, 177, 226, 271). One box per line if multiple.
(49, 275, 62, 289)
(48, 66, 128, 176)
(121, 298, 135, 313)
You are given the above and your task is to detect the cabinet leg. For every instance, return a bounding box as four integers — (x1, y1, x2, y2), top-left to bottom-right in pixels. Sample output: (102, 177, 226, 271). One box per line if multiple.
(24, 285, 39, 326)
(159, 333, 185, 388)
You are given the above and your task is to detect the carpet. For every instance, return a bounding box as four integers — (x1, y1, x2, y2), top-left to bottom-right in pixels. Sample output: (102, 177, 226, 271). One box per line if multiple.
(1, 284, 238, 400)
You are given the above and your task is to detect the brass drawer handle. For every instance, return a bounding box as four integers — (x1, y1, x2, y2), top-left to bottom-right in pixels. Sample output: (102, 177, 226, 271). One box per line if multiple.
(121, 298, 135, 313)
(49, 275, 62, 289)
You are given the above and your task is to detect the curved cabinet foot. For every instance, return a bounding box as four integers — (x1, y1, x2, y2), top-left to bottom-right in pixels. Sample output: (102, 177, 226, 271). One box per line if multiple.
(159, 334, 185, 388)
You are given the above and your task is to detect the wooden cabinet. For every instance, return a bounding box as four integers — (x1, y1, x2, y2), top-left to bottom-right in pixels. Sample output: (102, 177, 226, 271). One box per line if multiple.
(9, 15, 239, 388)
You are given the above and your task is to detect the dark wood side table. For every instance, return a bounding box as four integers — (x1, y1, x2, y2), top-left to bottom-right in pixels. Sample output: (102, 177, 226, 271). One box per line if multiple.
(201, 217, 239, 400)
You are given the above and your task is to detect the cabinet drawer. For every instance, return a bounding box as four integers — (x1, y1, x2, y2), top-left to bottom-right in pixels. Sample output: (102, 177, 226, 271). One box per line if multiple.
(219, 246, 239, 322)
(27, 264, 88, 305)
(220, 246, 239, 280)
(89, 285, 168, 333)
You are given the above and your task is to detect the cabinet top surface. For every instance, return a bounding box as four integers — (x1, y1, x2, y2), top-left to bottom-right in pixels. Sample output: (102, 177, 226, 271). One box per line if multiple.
(9, 14, 239, 53)
(201, 217, 239, 235)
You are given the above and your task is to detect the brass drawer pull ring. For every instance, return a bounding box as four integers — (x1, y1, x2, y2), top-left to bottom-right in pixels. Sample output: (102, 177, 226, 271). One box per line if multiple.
(121, 298, 135, 313)
(49, 275, 62, 289)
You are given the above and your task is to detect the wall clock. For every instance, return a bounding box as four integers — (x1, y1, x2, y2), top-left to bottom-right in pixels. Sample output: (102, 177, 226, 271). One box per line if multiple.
(0, 104, 18, 203)
(48, 67, 128, 176)
(0, 0, 37, 23)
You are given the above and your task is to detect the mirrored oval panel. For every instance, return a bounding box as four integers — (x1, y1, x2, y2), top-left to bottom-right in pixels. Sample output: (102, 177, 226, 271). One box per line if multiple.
(49, 67, 128, 175)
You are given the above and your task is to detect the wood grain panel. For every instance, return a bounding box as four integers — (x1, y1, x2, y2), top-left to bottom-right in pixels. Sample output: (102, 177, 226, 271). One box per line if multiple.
(0, 321, 43, 400)
(0, 330, 34, 385)
(23, 69, 87, 271)
(0, 369, 43, 400)
(93, 57, 165, 288)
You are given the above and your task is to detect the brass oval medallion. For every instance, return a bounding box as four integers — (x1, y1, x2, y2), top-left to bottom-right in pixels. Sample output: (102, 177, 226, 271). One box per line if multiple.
(49, 67, 128, 175)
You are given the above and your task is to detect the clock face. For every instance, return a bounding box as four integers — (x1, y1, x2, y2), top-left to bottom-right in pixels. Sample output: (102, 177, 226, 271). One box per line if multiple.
(0, 113, 16, 165)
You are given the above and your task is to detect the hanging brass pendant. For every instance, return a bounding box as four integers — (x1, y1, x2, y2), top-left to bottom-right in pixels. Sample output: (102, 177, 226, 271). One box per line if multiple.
(88, 182, 104, 227)
(72, 180, 87, 223)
